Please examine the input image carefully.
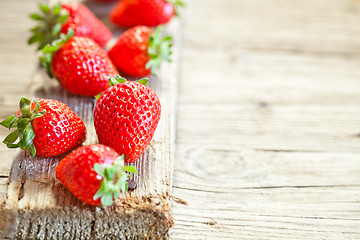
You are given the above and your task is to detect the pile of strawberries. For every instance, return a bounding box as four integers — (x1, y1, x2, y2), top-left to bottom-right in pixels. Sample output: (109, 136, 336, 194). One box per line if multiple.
(0, 0, 182, 207)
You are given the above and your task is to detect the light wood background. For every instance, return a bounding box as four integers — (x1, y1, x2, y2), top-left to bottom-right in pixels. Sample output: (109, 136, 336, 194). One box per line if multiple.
(1, 0, 360, 239)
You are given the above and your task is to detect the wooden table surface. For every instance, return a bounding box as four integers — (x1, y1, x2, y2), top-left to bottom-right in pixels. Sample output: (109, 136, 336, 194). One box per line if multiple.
(1, 0, 360, 239)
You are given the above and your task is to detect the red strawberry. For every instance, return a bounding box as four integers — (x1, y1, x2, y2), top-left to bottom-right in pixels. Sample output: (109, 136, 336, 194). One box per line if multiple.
(93, 0, 117, 2)
(110, 0, 184, 27)
(29, 2, 112, 49)
(94, 76, 161, 163)
(40, 30, 119, 96)
(108, 25, 172, 77)
(0, 97, 86, 157)
(56, 144, 137, 206)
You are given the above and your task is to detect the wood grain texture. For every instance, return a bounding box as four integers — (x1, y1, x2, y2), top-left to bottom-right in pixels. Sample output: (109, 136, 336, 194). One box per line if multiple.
(0, 0, 181, 239)
(1, 0, 360, 239)
(170, 0, 360, 239)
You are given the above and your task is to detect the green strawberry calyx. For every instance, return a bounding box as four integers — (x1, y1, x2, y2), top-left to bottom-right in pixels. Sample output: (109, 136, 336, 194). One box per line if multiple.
(0, 97, 46, 157)
(95, 75, 149, 100)
(166, 0, 185, 15)
(39, 28, 74, 78)
(93, 155, 137, 206)
(146, 26, 173, 76)
(29, 3, 69, 50)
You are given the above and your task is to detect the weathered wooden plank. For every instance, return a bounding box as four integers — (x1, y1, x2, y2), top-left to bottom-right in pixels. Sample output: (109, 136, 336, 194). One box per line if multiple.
(0, 1, 181, 239)
(176, 105, 360, 152)
(182, 0, 360, 55)
(170, 186, 360, 240)
(180, 51, 360, 106)
(169, 0, 360, 239)
(2, 0, 360, 239)
(173, 149, 360, 190)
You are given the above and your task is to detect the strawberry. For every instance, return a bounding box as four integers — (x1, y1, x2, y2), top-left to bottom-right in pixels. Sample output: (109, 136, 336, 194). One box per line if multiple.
(56, 144, 137, 206)
(93, 0, 117, 2)
(108, 25, 172, 77)
(94, 76, 161, 163)
(29, 2, 112, 49)
(110, 0, 184, 27)
(40, 30, 119, 96)
(0, 97, 86, 157)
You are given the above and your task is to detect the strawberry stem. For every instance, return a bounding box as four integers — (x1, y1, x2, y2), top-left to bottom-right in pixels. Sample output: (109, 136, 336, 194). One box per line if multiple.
(93, 155, 137, 206)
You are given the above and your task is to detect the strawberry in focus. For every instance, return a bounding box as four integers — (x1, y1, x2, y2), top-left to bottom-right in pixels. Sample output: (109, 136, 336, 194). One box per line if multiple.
(40, 30, 119, 96)
(94, 76, 161, 163)
(0, 97, 86, 157)
(110, 0, 184, 28)
(108, 25, 172, 77)
(56, 144, 136, 206)
(29, 2, 112, 49)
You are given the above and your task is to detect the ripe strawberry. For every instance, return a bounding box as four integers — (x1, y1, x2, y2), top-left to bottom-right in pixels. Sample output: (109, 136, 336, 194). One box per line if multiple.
(40, 30, 119, 96)
(110, 0, 184, 27)
(94, 76, 161, 163)
(93, 0, 117, 2)
(108, 25, 172, 77)
(56, 144, 136, 206)
(29, 2, 112, 49)
(0, 97, 86, 157)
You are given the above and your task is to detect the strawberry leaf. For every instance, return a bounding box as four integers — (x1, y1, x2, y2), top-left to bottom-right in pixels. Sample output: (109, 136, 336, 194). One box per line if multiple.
(31, 98, 40, 113)
(109, 75, 127, 87)
(0, 115, 16, 129)
(94, 92, 103, 100)
(136, 78, 149, 86)
(3, 130, 19, 144)
(29, 144, 36, 157)
(28, 3, 70, 50)
(93, 181, 106, 200)
(94, 163, 105, 177)
(7, 143, 20, 148)
(20, 97, 32, 118)
(39, 4, 50, 14)
(53, 5, 61, 16)
(52, 23, 62, 37)
(40, 28, 74, 78)
(30, 13, 43, 21)
(20, 125, 35, 150)
(105, 167, 115, 180)
(9, 117, 18, 129)
(93, 155, 136, 207)
(146, 26, 172, 76)
(0, 97, 45, 157)
(30, 111, 46, 121)
(17, 118, 30, 132)
(123, 166, 137, 174)
(101, 192, 113, 207)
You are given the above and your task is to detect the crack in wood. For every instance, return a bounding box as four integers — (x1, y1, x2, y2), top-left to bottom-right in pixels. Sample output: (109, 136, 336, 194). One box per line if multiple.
(173, 184, 360, 193)
(254, 149, 324, 153)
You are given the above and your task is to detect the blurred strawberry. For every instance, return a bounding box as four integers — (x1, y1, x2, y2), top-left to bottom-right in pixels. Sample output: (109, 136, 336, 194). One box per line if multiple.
(29, 2, 112, 49)
(110, 0, 184, 27)
(108, 25, 172, 77)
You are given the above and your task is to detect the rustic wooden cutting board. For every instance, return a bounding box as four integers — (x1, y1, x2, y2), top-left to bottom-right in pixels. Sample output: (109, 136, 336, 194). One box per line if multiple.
(0, 1, 181, 239)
